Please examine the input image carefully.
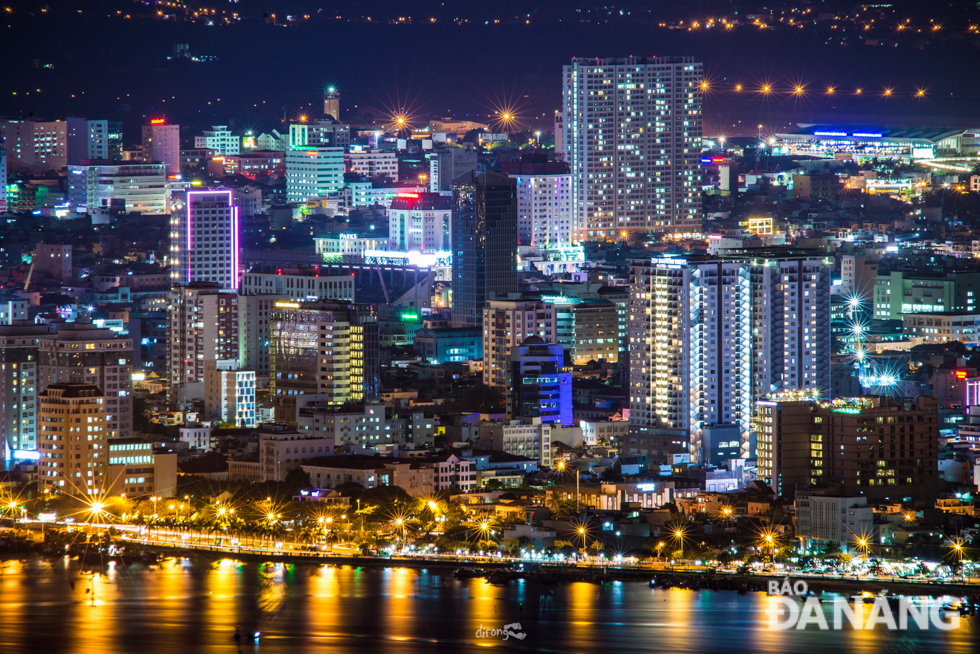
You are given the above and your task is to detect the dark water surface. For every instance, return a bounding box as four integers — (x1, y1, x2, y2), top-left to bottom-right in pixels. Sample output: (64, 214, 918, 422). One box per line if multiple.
(0, 557, 976, 653)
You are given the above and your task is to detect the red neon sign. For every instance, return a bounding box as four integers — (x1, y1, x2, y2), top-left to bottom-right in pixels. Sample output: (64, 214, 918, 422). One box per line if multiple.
(150, 118, 166, 125)
(397, 193, 420, 199)
(955, 370, 969, 380)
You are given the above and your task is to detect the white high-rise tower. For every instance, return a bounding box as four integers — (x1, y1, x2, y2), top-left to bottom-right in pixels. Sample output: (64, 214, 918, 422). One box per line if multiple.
(171, 189, 239, 290)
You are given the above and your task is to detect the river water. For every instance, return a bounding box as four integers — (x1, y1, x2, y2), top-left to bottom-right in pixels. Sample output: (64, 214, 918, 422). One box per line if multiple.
(0, 556, 976, 653)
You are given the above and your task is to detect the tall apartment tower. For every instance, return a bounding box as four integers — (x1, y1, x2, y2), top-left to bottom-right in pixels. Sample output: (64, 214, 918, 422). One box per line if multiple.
(0, 325, 49, 456)
(171, 189, 239, 289)
(38, 384, 107, 494)
(66, 117, 109, 165)
(37, 323, 134, 439)
(238, 294, 289, 381)
(451, 171, 519, 328)
(562, 56, 703, 240)
(0, 119, 68, 172)
(720, 248, 833, 400)
(627, 249, 832, 466)
(269, 300, 380, 423)
(482, 300, 557, 388)
(167, 283, 240, 400)
(0, 148, 7, 213)
(323, 86, 340, 120)
(499, 159, 573, 247)
(141, 120, 180, 176)
(629, 257, 752, 465)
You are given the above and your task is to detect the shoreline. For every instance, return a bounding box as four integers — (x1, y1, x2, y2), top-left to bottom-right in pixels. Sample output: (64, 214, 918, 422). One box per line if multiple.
(13, 538, 976, 598)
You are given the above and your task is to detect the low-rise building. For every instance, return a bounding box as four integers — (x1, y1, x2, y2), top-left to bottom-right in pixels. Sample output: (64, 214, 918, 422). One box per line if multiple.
(259, 424, 335, 482)
(204, 360, 257, 428)
(903, 312, 980, 346)
(178, 425, 213, 451)
(227, 459, 262, 482)
(578, 419, 629, 447)
(420, 452, 476, 492)
(296, 400, 386, 446)
(302, 455, 381, 490)
(412, 327, 482, 364)
(107, 439, 178, 498)
(795, 493, 873, 551)
(478, 419, 554, 468)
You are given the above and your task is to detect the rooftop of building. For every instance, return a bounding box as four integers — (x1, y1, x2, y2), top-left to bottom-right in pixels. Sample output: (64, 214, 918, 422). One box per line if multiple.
(303, 454, 381, 470)
(388, 193, 452, 211)
(781, 124, 973, 143)
(40, 383, 104, 397)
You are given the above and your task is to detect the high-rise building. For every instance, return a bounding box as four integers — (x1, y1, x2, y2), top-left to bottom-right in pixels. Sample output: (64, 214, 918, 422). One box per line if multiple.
(107, 121, 123, 160)
(240, 267, 354, 302)
(627, 250, 832, 465)
(66, 117, 109, 165)
(628, 257, 752, 465)
(204, 359, 257, 428)
(0, 325, 48, 455)
(67, 161, 168, 214)
(0, 147, 7, 212)
(740, 251, 833, 400)
(238, 294, 289, 381)
(33, 243, 72, 281)
(289, 119, 350, 149)
(451, 171, 519, 328)
(194, 125, 240, 156)
(323, 86, 340, 121)
(347, 149, 398, 181)
(170, 189, 239, 289)
(141, 120, 180, 176)
(840, 254, 878, 300)
(37, 323, 133, 438)
(0, 119, 68, 172)
(500, 159, 573, 247)
(757, 395, 939, 504)
(482, 300, 557, 388)
(427, 148, 478, 193)
(873, 269, 980, 320)
(508, 337, 572, 425)
(167, 283, 240, 397)
(285, 146, 345, 204)
(269, 300, 380, 422)
(38, 384, 108, 494)
(388, 193, 452, 252)
(562, 56, 703, 239)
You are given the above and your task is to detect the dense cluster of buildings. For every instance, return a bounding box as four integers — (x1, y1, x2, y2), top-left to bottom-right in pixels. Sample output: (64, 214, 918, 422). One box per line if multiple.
(3, 55, 980, 556)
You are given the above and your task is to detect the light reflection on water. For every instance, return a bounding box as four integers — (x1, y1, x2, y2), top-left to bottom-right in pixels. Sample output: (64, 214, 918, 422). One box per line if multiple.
(0, 557, 975, 653)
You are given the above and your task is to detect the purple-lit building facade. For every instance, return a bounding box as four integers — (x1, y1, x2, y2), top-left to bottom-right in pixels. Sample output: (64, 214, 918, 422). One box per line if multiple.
(171, 189, 240, 290)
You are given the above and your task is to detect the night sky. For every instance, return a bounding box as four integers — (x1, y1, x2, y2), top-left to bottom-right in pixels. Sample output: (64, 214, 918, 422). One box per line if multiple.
(2, 0, 980, 144)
